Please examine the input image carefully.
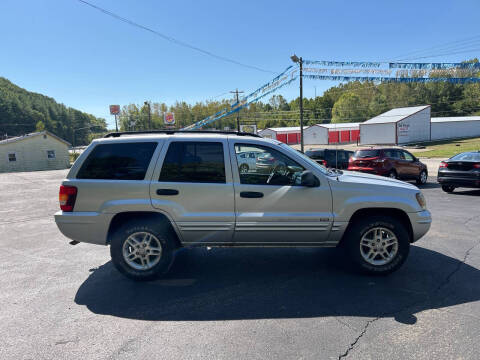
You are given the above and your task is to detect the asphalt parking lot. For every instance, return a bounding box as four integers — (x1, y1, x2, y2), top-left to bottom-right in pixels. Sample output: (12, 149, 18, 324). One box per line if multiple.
(1, 170, 480, 360)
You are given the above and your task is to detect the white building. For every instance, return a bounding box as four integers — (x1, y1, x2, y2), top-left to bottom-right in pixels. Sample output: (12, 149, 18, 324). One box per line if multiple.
(0, 131, 71, 173)
(258, 127, 306, 144)
(304, 123, 361, 145)
(431, 116, 480, 141)
(360, 105, 431, 145)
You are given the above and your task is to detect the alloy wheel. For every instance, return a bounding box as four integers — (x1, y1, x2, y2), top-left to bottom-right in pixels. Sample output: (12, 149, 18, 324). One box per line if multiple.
(359, 227, 398, 266)
(122, 232, 163, 271)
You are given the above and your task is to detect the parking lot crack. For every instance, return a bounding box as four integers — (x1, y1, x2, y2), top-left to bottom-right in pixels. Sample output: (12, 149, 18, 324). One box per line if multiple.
(338, 317, 378, 359)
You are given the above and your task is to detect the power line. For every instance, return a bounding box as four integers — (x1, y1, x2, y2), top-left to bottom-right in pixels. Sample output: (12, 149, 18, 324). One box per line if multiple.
(76, 0, 275, 74)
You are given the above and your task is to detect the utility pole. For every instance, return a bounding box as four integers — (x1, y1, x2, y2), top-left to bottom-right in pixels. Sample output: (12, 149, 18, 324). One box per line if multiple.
(144, 101, 152, 130)
(230, 89, 244, 132)
(291, 54, 304, 153)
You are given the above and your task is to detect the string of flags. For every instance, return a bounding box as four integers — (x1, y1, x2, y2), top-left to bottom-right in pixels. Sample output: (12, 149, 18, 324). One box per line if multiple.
(182, 60, 480, 130)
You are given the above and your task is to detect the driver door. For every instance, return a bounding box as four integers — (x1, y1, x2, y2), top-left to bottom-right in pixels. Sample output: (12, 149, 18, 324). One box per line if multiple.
(229, 141, 333, 245)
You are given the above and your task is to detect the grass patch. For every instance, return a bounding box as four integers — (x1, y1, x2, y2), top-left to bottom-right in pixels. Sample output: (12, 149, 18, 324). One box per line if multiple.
(410, 137, 480, 158)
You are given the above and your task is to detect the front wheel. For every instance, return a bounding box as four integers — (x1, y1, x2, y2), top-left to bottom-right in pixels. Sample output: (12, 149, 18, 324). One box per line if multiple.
(110, 218, 177, 281)
(416, 170, 428, 185)
(343, 216, 410, 275)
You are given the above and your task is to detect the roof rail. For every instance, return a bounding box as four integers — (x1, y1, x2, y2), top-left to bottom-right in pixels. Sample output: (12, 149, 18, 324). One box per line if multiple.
(104, 130, 262, 138)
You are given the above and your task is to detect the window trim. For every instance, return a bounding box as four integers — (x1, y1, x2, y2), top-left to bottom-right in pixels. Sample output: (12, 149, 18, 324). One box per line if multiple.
(7, 152, 17, 162)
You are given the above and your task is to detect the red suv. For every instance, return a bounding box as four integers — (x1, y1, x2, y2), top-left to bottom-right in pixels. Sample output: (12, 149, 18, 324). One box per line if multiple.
(348, 148, 428, 185)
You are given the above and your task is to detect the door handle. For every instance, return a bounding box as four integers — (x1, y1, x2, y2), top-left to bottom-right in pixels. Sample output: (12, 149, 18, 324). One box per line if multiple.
(240, 191, 264, 198)
(156, 189, 179, 196)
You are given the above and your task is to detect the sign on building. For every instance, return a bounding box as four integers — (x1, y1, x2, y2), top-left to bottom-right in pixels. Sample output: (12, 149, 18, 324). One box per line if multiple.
(240, 124, 257, 134)
(109, 105, 120, 115)
(164, 112, 175, 125)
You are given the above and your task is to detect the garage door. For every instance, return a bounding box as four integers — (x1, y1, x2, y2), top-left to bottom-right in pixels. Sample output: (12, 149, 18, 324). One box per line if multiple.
(329, 131, 339, 144)
(340, 130, 350, 143)
(351, 130, 360, 142)
(276, 133, 287, 143)
(287, 133, 298, 144)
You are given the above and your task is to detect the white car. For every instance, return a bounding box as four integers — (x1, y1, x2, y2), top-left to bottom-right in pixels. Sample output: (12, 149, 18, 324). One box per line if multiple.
(236, 151, 264, 173)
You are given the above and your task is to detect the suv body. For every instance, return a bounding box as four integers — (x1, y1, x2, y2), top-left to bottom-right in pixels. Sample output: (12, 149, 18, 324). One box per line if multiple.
(305, 149, 354, 169)
(348, 148, 428, 185)
(55, 132, 431, 280)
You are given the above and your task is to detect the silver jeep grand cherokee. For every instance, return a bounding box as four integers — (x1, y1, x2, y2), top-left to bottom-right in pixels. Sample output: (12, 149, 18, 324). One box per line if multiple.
(55, 131, 431, 280)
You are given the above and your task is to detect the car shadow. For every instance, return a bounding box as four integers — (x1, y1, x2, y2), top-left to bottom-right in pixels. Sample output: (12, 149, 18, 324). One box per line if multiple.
(450, 189, 480, 196)
(75, 246, 480, 324)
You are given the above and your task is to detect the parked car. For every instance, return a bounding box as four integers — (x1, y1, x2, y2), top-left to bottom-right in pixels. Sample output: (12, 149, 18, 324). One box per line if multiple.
(236, 150, 263, 173)
(55, 131, 431, 280)
(348, 148, 428, 185)
(437, 151, 480, 193)
(305, 149, 354, 169)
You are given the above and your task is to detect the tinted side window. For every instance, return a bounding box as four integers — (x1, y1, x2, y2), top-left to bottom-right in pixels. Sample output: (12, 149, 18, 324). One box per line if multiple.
(77, 142, 157, 180)
(159, 142, 225, 183)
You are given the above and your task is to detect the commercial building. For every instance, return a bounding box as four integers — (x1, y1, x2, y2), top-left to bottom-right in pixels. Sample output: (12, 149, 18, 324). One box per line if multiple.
(0, 131, 71, 173)
(257, 127, 305, 144)
(304, 123, 360, 145)
(431, 116, 480, 140)
(359, 105, 431, 145)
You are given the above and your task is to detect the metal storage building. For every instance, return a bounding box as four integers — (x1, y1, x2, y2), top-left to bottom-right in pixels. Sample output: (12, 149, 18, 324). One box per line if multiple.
(360, 105, 431, 145)
(0, 131, 71, 173)
(258, 127, 306, 144)
(304, 123, 360, 145)
(431, 116, 480, 140)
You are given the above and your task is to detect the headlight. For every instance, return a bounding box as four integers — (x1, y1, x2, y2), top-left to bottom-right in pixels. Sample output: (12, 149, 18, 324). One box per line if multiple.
(416, 192, 427, 210)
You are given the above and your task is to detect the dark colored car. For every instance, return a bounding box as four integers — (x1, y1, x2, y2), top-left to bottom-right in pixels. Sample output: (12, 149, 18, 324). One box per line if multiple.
(437, 151, 480, 193)
(348, 148, 428, 185)
(305, 149, 354, 169)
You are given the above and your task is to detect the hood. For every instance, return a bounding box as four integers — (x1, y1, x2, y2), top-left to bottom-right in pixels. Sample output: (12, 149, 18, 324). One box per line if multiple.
(330, 170, 419, 191)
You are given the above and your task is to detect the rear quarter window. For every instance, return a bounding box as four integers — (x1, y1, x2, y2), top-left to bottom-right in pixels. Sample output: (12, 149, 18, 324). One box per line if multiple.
(77, 142, 158, 180)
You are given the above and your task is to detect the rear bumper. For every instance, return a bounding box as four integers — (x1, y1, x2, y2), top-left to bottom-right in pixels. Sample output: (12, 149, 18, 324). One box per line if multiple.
(437, 174, 480, 188)
(54, 211, 114, 245)
(407, 210, 432, 243)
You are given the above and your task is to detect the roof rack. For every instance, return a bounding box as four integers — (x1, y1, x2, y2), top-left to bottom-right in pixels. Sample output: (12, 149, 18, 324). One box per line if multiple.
(104, 130, 262, 138)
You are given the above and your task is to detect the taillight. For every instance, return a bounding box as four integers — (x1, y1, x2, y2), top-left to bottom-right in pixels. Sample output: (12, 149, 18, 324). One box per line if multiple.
(473, 164, 480, 169)
(439, 161, 448, 168)
(59, 185, 77, 212)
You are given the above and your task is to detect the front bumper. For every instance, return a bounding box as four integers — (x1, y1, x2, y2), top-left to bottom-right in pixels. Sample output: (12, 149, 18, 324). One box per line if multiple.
(54, 211, 114, 245)
(407, 210, 432, 242)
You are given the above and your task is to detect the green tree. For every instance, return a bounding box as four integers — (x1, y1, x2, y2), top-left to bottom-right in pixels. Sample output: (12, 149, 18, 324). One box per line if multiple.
(332, 93, 368, 123)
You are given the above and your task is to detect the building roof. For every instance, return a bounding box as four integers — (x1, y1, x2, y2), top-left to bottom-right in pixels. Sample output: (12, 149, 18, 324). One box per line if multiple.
(262, 126, 307, 133)
(431, 116, 480, 123)
(362, 105, 430, 125)
(0, 131, 71, 146)
(318, 122, 361, 129)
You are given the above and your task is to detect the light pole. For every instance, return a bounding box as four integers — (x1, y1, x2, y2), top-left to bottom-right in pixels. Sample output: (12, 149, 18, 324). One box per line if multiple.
(291, 54, 304, 153)
(144, 101, 152, 130)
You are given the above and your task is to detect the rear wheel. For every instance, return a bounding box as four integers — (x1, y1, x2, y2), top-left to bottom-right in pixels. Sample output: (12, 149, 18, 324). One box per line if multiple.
(442, 185, 455, 193)
(344, 216, 410, 275)
(110, 218, 177, 281)
(416, 170, 428, 185)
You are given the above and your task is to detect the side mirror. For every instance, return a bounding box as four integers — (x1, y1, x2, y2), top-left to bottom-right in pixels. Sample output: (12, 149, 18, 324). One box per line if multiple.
(300, 170, 320, 187)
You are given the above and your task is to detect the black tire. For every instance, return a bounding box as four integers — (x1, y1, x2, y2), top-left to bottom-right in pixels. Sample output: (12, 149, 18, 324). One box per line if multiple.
(344, 216, 410, 275)
(110, 217, 177, 281)
(388, 170, 398, 179)
(442, 185, 455, 193)
(239, 163, 249, 173)
(416, 170, 428, 185)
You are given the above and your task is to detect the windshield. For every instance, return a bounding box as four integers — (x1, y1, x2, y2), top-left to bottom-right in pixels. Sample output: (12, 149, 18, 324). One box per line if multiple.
(450, 152, 480, 161)
(354, 150, 381, 158)
(280, 144, 330, 175)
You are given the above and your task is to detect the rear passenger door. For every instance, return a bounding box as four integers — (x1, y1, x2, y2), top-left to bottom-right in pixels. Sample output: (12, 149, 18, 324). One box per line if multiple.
(150, 139, 235, 245)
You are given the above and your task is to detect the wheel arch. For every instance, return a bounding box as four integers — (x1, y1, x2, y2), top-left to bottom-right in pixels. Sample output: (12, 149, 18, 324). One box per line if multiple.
(106, 211, 182, 248)
(339, 207, 414, 246)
